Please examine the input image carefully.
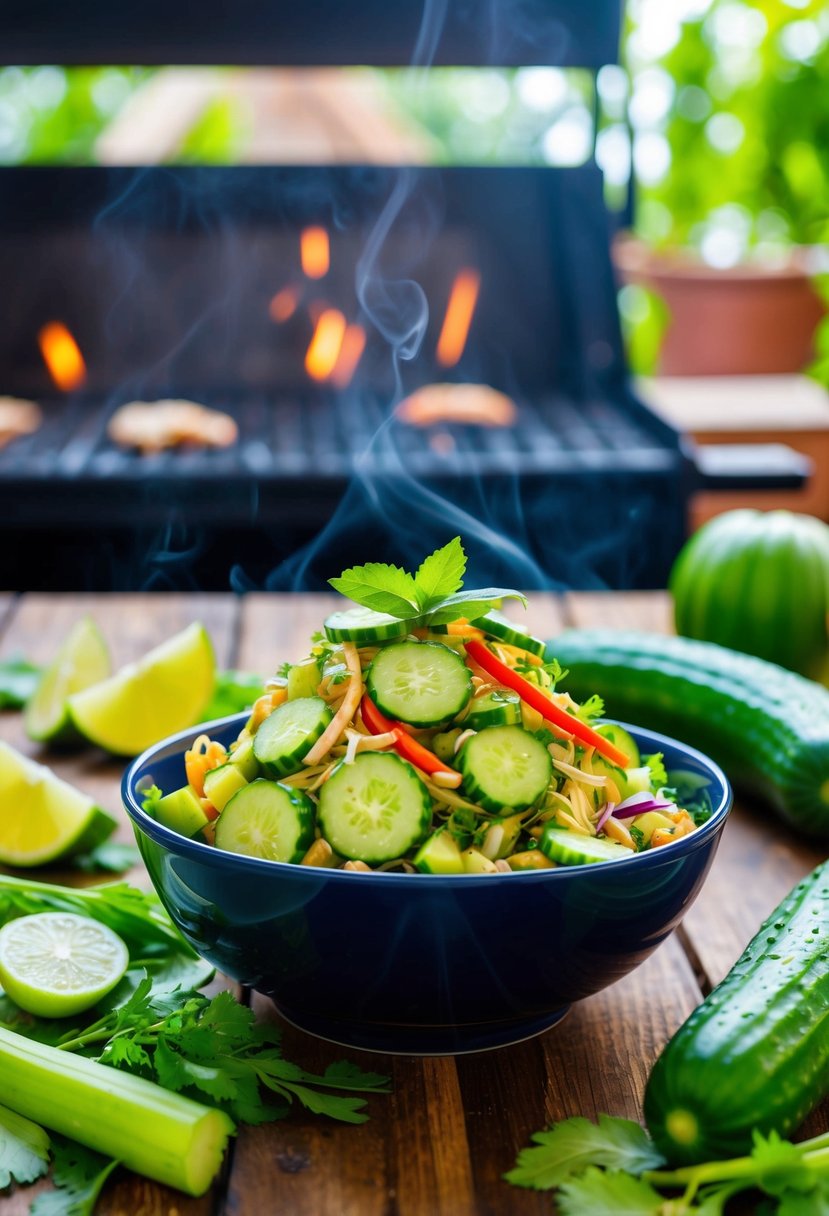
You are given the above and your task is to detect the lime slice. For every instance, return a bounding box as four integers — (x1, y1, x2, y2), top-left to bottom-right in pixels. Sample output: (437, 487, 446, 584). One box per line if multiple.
(0, 741, 116, 867)
(67, 622, 216, 756)
(0, 912, 129, 1017)
(25, 616, 111, 745)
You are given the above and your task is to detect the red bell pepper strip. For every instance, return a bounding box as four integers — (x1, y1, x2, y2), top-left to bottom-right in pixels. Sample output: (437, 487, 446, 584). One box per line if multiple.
(464, 639, 630, 768)
(361, 694, 461, 782)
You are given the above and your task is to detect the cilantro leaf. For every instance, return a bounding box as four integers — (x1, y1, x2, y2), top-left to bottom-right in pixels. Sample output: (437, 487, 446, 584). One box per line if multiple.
(505, 1115, 664, 1190)
(557, 1167, 664, 1215)
(30, 1136, 118, 1216)
(413, 537, 466, 612)
(643, 753, 668, 789)
(0, 1103, 50, 1188)
(329, 561, 418, 617)
(777, 1182, 829, 1216)
(752, 1130, 818, 1197)
(576, 693, 605, 724)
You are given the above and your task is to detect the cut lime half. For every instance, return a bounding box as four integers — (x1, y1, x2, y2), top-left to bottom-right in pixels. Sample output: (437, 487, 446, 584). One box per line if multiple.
(25, 616, 111, 745)
(67, 622, 216, 756)
(0, 912, 129, 1017)
(0, 741, 116, 867)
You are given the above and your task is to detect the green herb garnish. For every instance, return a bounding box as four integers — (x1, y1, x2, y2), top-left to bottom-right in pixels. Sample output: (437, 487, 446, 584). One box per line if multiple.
(507, 1115, 829, 1213)
(328, 536, 526, 625)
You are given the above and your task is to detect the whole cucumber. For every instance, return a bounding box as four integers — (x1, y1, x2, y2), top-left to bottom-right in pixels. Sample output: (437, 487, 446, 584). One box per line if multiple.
(551, 630, 829, 839)
(643, 860, 829, 1163)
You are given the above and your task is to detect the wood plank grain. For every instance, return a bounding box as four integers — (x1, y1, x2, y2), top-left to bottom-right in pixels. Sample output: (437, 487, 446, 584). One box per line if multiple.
(236, 592, 342, 675)
(457, 936, 701, 1214)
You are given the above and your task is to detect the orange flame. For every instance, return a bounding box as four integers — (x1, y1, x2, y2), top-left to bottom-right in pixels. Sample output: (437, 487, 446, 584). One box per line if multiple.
(305, 309, 347, 381)
(331, 324, 367, 389)
(300, 226, 330, 280)
(38, 321, 87, 392)
(269, 286, 299, 323)
(436, 269, 480, 368)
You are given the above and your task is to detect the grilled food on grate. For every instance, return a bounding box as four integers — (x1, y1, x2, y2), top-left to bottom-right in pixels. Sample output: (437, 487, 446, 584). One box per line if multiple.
(0, 397, 42, 449)
(108, 399, 238, 454)
(396, 383, 517, 428)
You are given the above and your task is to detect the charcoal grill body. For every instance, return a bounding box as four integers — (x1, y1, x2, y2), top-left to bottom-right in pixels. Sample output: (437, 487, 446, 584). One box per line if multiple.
(0, 3, 808, 590)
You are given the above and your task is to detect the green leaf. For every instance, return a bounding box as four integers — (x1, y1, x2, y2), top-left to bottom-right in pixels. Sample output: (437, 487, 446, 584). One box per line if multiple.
(154, 1037, 240, 1101)
(329, 562, 419, 618)
(201, 670, 264, 721)
(777, 1182, 829, 1216)
(0, 657, 41, 709)
(576, 693, 605, 724)
(414, 537, 466, 611)
(643, 753, 668, 789)
(0, 1103, 50, 1187)
(751, 1130, 817, 1197)
(425, 586, 527, 625)
(31, 1136, 118, 1216)
(276, 1082, 372, 1125)
(505, 1115, 664, 1190)
(557, 1167, 664, 1216)
(69, 842, 141, 874)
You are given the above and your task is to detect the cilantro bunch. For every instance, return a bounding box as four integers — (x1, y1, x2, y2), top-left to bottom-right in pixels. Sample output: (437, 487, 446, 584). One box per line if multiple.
(329, 535, 526, 625)
(507, 1115, 829, 1214)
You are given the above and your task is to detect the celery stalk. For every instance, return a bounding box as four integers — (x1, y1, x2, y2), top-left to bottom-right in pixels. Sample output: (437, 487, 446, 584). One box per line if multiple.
(0, 1026, 234, 1195)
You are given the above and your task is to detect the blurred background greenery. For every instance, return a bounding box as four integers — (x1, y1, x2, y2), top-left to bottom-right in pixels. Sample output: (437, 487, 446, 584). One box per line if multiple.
(2, 0, 825, 376)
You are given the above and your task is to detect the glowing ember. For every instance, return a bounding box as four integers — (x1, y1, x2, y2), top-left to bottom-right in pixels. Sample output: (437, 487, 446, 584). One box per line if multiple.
(331, 324, 367, 389)
(269, 286, 300, 323)
(305, 309, 347, 381)
(300, 226, 330, 280)
(38, 321, 87, 392)
(436, 269, 480, 368)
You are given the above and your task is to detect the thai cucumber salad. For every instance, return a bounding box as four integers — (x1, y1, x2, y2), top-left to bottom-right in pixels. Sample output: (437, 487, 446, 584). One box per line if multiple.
(142, 539, 712, 872)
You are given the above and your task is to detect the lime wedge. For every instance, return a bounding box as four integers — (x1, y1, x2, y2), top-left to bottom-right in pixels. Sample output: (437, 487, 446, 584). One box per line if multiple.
(0, 912, 129, 1017)
(25, 616, 111, 745)
(0, 741, 116, 867)
(67, 622, 216, 756)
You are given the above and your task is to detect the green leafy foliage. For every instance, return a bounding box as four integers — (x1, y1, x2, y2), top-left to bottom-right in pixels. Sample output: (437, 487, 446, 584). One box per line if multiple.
(0, 877, 391, 1211)
(201, 670, 265, 721)
(30, 1137, 118, 1216)
(329, 538, 526, 625)
(557, 1167, 664, 1215)
(643, 753, 668, 789)
(0, 657, 41, 709)
(0, 1103, 50, 1188)
(68, 842, 141, 875)
(95, 989, 390, 1126)
(506, 1114, 664, 1190)
(507, 1116, 829, 1213)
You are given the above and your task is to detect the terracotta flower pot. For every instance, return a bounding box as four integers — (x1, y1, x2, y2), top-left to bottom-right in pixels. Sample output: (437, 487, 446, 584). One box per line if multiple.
(614, 238, 825, 377)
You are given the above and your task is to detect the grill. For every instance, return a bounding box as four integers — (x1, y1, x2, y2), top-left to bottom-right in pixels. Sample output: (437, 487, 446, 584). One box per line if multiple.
(0, 5, 811, 591)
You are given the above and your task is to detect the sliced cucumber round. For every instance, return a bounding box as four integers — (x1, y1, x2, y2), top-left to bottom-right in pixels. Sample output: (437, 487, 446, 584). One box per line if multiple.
(539, 826, 634, 866)
(253, 696, 332, 778)
(214, 780, 315, 863)
(458, 725, 552, 812)
(468, 609, 547, 659)
(324, 607, 415, 645)
(595, 723, 640, 767)
(317, 752, 432, 863)
(366, 640, 472, 727)
(464, 690, 522, 730)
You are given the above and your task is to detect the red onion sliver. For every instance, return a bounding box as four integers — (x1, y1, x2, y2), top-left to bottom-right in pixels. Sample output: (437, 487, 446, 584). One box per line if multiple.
(613, 798, 674, 820)
(595, 802, 616, 832)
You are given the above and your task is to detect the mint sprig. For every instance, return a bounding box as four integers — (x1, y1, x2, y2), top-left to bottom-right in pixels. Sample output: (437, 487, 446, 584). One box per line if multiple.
(328, 537, 526, 624)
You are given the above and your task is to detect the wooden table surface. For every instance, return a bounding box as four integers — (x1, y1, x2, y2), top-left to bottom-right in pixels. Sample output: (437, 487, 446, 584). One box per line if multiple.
(1, 590, 826, 1215)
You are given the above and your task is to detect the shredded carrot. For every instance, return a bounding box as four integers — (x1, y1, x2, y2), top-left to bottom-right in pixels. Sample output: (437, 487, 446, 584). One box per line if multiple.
(184, 735, 227, 798)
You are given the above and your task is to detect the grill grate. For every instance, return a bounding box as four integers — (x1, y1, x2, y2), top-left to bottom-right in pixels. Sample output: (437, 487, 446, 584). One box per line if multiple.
(0, 392, 676, 489)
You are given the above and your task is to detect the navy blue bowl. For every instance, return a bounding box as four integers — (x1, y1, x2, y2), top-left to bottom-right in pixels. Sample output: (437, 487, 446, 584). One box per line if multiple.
(122, 715, 731, 1055)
